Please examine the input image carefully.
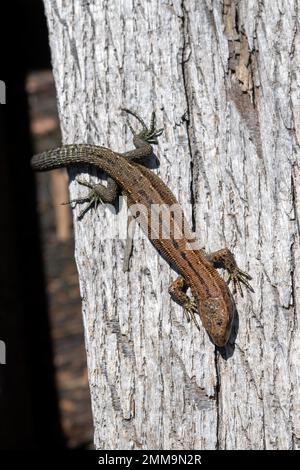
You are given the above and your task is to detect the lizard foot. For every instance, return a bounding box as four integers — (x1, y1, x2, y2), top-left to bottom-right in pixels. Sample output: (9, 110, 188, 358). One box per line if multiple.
(207, 248, 254, 297)
(227, 268, 254, 297)
(183, 297, 201, 331)
(62, 178, 104, 219)
(121, 108, 164, 145)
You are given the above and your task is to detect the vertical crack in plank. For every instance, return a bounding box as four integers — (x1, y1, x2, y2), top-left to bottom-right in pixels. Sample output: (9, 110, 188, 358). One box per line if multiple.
(180, 0, 196, 232)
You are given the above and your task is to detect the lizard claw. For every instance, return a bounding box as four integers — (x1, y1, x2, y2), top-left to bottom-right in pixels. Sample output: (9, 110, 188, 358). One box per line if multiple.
(183, 297, 201, 331)
(66, 178, 104, 219)
(227, 268, 254, 297)
(121, 108, 164, 145)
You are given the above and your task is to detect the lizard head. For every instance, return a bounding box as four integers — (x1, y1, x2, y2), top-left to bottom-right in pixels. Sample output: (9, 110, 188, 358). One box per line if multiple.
(199, 296, 235, 347)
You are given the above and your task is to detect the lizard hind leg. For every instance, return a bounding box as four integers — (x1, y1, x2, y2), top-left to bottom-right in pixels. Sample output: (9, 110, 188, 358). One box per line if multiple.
(121, 108, 164, 146)
(66, 177, 119, 219)
(168, 276, 201, 331)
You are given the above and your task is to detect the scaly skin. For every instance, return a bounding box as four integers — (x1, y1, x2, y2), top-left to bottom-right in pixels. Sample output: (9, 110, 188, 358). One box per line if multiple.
(31, 109, 253, 346)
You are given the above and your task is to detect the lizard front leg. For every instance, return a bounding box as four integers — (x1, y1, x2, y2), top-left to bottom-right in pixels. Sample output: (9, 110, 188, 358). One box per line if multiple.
(206, 248, 253, 296)
(168, 276, 200, 330)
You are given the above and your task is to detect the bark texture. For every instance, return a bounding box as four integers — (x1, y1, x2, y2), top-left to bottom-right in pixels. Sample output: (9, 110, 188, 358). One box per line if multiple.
(43, 0, 300, 450)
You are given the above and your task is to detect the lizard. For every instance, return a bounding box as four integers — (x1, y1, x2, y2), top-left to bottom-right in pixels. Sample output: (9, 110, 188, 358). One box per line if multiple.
(31, 109, 253, 347)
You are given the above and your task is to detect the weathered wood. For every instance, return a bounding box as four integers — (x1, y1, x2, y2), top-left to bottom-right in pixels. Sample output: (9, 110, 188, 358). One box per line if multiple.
(43, 0, 300, 449)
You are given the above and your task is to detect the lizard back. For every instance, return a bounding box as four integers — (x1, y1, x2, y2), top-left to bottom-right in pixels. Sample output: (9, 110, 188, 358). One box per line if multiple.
(31, 144, 234, 344)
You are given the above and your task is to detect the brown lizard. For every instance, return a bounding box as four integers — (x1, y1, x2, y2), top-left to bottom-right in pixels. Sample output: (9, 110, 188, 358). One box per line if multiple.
(31, 109, 253, 346)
